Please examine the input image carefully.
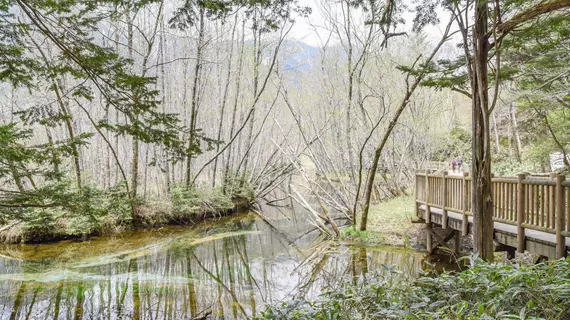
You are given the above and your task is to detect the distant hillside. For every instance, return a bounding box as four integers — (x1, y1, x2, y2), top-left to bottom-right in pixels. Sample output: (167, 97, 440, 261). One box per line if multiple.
(279, 40, 320, 71)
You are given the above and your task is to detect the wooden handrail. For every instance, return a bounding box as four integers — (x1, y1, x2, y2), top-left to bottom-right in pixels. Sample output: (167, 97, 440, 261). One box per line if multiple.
(414, 171, 568, 258)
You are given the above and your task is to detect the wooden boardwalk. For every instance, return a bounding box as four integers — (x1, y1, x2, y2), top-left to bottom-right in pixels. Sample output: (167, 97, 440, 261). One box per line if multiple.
(415, 171, 570, 259)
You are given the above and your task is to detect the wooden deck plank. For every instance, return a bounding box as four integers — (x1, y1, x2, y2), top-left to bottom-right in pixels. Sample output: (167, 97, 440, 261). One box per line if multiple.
(418, 204, 570, 247)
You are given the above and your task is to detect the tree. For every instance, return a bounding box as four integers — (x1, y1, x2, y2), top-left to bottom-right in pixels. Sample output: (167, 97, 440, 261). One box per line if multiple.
(1, 0, 189, 221)
(419, 0, 570, 261)
(359, 17, 455, 231)
(502, 11, 570, 170)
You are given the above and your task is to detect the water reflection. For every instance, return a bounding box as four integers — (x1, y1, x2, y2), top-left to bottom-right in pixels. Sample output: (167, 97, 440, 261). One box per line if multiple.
(0, 205, 435, 319)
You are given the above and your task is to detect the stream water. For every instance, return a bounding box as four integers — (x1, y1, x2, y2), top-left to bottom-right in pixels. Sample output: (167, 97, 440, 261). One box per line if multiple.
(0, 202, 449, 320)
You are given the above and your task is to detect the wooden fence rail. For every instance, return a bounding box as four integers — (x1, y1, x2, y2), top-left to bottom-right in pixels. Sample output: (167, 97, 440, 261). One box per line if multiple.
(415, 171, 569, 258)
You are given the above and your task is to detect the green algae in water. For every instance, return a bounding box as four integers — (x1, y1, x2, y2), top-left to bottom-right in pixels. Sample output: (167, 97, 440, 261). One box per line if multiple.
(0, 210, 437, 319)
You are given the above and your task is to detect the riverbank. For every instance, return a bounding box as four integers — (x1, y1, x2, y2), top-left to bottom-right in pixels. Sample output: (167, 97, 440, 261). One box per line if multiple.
(342, 195, 425, 248)
(0, 183, 254, 244)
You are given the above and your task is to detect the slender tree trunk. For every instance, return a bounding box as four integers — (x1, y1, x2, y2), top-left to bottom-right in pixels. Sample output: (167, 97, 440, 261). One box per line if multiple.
(344, 0, 356, 183)
(224, 19, 246, 189)
(492, 111, 500, 152)
(543, 111, 570, 170)
(212, 17, 237, 187)
(360, 92, 415, 230)
(44, 129, 60, 177)
(127, 10, 140, 200)
(159, 13, 171, 194)
(510, 102, 522, 162)
(359, 19, 453, 231)
(242, 10, 261, 179)
(185, 7, 205, 187)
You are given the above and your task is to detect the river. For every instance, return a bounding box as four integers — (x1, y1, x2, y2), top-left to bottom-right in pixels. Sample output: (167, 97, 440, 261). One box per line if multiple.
(0, 201, 446, 319)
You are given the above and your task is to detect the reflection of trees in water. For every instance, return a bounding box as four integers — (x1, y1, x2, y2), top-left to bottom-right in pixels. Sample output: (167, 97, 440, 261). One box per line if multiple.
(0, 214, 428, 319)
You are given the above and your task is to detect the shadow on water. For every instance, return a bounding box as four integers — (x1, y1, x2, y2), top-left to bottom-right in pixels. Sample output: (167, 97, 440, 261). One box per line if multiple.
(0, 202, 455, 319)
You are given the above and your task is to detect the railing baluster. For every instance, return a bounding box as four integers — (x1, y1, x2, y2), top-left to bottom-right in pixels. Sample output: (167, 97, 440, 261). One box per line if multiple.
(528, 184, 535, 224)
(541, 184, 545, 227)
(556, 174, 565, 258)
(462, 172, 469, 236)
(550, 184, 553, 228)
(517, 174, 526, 253)
(425, 170, 431, 224)
(442, 171, 448, 229)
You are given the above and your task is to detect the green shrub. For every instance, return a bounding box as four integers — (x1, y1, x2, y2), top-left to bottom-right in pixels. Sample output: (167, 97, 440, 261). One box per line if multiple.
(170, 184, 235, 219)
(256, 257, 570, 319)
(223, 172, 255, 203)
(0, 181, 133, 242)
(493, 160, 536, 176)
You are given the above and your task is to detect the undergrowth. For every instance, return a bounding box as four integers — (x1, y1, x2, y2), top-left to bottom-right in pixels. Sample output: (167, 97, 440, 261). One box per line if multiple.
(256, 257, 570, 319)
(340, 227, 384, 244)
(0, 177, 255, 243)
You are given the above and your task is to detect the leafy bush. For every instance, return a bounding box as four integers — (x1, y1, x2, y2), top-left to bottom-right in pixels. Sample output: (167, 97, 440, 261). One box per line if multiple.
(256, 257, 570, 319)
(493, 159, 536, 176)
(170, 185, 235, 219)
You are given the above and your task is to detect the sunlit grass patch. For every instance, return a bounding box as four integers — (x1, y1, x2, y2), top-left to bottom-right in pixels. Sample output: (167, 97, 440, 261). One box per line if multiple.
(340, 226, 384, 244)
(353, 195, 421, 247)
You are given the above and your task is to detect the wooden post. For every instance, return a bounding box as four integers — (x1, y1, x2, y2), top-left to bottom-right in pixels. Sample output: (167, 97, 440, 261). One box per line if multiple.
(415, 172, 419, 217)
(442, 171, 448, 229)
(427, 222, 433, 254)
(462, 172, 469, 236)
(454, 230, 461, 254)
(517, 173, 526, 253)
(425, 170, 431, 224)
(556, 174, 566, 258)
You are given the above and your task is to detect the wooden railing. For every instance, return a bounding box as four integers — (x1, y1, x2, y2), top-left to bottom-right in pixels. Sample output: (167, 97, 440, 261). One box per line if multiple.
(415, 171, 570, 258)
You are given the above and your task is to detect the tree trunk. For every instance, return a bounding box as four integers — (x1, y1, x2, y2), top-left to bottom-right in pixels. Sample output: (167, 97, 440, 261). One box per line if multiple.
(471, 0, 494, 262)
(185, 7, 205, 187)
(127, 10, 139, 200)
(212, 18, 237, 187)
(492, 111, 500, 152)
(224, 20, 246, 190)
(359, 18, 454, 231)
(510, 102, 522, 162)
(360, 94, 413, 231)
(345, 0, 356, 184)
(159, 12, 171, 194)
(242, 14, 261, 180)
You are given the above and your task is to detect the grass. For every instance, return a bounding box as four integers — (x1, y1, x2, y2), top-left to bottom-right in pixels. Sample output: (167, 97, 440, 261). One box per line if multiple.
(343, 195, 421, 247)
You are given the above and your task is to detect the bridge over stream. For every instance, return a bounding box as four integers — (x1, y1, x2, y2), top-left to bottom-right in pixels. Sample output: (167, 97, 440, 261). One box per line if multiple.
(414, 171, 570, 259)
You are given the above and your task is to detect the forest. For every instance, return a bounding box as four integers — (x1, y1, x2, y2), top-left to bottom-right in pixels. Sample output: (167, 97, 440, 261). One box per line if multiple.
(0, 0, 570, 319)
